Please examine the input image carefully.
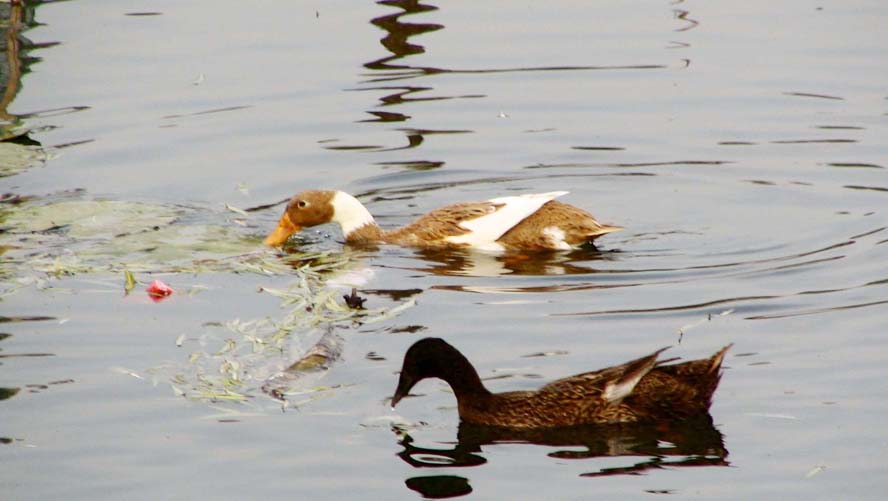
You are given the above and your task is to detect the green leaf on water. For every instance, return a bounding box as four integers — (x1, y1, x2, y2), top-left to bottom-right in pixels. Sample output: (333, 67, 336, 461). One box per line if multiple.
(124, 269, 137, 295)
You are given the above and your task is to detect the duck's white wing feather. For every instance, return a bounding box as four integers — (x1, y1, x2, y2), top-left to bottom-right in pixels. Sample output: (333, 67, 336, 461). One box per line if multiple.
(444, 191, 567, 250)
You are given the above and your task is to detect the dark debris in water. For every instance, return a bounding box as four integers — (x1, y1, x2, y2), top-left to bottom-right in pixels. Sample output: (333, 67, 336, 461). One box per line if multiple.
(343, 288, 367, 309)
(0, 315, 56, 323)
(388, 325, 427, 334)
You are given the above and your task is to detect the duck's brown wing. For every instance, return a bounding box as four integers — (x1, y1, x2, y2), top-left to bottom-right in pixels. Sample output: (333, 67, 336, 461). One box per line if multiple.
(539, 347, 668, 404)
(505, 348, 665, 425)
(499, 201, 622, 249)
(386, 201, 500, 245)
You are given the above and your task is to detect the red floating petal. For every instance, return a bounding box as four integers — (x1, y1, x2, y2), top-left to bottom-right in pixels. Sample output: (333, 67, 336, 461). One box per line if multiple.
(146, 279, 174, 302)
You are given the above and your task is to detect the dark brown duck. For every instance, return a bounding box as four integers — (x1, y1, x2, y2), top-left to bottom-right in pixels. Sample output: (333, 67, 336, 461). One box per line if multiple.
(391, 338, 732, 429)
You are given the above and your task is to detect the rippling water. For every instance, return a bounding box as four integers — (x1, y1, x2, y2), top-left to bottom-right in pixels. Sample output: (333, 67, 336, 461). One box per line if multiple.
(3, 0, 887, 499)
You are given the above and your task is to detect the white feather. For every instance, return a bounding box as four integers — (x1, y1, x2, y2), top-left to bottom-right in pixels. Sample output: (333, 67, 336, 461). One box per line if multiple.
(444, 191, 567, 248)
(602, 369, 646, 403)
(542, 226, 571, 250)
(330, 191, 376, 237)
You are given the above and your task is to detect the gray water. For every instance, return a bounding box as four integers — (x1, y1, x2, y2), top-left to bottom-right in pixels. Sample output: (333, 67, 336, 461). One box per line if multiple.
(3, 0, 888, 499)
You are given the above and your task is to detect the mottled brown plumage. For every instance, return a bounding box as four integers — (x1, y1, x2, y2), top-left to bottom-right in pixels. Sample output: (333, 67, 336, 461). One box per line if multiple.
(381, 201, 501, 246)
(264, 190, 621, 250)
(391, 338, 731, 429)
(499, 201, 620, 250)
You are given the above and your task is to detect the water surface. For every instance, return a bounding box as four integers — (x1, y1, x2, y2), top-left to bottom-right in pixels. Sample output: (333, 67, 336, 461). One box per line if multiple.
(3, 0, 888, 499)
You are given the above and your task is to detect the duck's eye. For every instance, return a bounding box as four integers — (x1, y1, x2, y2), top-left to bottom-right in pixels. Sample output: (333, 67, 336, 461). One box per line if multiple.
(296, 200, 309, 209)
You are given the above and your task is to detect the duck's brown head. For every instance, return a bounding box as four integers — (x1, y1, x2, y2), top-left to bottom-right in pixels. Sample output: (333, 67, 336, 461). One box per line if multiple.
(264, 190, 336, 246)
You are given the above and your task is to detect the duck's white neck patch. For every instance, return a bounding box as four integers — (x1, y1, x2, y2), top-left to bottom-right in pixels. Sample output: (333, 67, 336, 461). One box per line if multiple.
(330, 191, 376, 237)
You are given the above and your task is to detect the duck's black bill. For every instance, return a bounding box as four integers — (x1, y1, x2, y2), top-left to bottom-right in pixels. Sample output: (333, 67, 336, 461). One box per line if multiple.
(391, 374, 414, 408)
(391, 387, 407, 408)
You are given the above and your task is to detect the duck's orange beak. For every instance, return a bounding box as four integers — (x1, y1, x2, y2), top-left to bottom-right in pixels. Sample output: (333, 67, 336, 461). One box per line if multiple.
(264, 212, 300, 246)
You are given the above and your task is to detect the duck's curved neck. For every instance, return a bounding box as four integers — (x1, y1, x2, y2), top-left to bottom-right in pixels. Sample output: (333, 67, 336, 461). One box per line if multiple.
(440, 347, 492, 402)
(330, 191, 383, 242)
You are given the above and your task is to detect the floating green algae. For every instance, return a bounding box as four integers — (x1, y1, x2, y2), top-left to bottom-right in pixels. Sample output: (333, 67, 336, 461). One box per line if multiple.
(149, 260, 415, 407)
(3, 200, 180, 239)
(1, 194, 416, 408)
(0, 198, 279, 292)
(0, 141, 46, 178)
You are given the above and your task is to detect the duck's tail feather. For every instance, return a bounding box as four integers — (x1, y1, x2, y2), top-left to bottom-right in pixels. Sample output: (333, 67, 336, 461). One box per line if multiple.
(707, 343, 733, 375)
(602, 346, 669, 404)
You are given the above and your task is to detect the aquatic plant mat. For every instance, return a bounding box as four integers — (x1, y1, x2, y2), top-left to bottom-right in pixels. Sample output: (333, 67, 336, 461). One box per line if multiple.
(1, 197, 415, 408)
(0, 139, 46, 178)
(153, 271, 415, 408)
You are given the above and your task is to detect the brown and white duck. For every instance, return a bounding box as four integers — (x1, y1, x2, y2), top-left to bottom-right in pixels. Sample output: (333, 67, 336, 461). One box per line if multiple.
(264, 190, 621, 251)
(391, 338, 732, 429)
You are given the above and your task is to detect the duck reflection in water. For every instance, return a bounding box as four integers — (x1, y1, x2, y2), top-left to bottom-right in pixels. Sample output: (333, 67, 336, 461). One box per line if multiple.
(411, 246, 620, 278)
(396, 416, 728, 478)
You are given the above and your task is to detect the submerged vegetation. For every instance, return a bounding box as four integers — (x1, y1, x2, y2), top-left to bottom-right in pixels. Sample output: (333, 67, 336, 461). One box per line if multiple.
(0, 198, 289, 297)
(158, 262, 415, 407)
(1, 196, 415, 407)
(0, 140, 46, 178)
